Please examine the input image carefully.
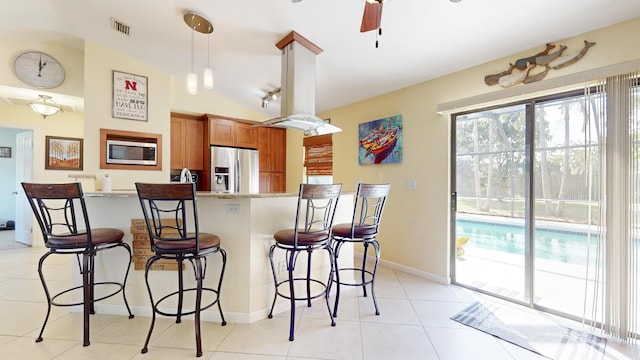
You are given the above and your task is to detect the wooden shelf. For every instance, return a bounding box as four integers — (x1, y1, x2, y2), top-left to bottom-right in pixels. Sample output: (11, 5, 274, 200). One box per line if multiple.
(100, 128, 163, 171)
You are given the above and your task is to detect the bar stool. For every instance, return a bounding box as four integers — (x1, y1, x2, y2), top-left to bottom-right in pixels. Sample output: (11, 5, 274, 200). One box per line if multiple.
(267, 183, 343, 341)
(135, 182, 226, 357)
(21, 182, 134, 347)
(331, 183, 390, 317)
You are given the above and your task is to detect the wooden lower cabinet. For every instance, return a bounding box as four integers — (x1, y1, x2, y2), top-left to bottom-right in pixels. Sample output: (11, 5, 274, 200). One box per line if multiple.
(257, 127, 286, 193)
(259, 171, 285, 193)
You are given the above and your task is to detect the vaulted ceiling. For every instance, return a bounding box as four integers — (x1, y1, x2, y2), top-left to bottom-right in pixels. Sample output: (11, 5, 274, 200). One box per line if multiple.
(2, 0, 640, 117)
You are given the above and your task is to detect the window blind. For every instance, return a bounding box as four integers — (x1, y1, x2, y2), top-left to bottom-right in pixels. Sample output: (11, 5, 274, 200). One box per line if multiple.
(303, 134, 333, 176)
(585, 72, 640, 342)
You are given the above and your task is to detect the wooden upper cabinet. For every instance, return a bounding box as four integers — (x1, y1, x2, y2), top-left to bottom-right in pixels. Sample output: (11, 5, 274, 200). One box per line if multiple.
(185, 120, 204, 169)
(209, 118, 235, 147)
(209, 117, 258, 149)
(235, 122, 258, 149)
(170, 118, 185, 170)
(171, 115, 204, 170)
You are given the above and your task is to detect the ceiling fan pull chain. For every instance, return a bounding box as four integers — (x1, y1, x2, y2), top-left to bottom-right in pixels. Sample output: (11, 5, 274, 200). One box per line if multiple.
(375, 27, 382, 48)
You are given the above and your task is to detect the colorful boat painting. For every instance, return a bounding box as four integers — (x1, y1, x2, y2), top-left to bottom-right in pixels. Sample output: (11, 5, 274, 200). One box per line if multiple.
(359, 114, 403, 165)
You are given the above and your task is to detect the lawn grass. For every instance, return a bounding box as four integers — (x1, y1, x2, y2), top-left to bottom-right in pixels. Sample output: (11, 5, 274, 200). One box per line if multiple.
(457, 196, 601, 224)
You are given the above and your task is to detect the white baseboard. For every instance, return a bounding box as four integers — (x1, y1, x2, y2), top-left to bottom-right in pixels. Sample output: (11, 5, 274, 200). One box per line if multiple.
(354, 252, 450, 285)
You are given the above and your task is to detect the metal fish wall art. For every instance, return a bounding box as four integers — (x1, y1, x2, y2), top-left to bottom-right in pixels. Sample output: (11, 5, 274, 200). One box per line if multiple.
(485, 41, 595, 87)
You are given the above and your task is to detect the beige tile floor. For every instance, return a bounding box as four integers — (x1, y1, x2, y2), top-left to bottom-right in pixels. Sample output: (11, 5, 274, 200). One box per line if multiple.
(0, 235, 638, 359)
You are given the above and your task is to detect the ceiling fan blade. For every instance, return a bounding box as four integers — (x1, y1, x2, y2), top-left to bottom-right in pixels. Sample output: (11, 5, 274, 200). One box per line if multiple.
(360, 1, 383, 33)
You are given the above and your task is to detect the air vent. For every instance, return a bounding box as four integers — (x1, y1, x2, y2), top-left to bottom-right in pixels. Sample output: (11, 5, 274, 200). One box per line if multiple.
(110, 17, 131, 36)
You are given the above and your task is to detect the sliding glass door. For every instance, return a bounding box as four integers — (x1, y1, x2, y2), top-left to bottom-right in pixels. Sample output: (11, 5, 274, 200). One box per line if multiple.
(532, 94, 603, 318)
(452, 104, 528, 303)
(451, 90, 606, 321)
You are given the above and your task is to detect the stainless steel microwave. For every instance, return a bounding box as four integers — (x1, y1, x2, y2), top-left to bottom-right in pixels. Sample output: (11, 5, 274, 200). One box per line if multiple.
(106, 139, 157, 166)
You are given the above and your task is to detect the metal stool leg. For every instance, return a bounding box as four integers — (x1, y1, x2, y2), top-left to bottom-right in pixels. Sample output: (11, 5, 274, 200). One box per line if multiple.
(370, 240, 381, 315)
(194, 258, 204, 357)
(287, 250, 296, 341)
(324, 245, 336, 327)
(82, 252, 91, 347)
(141, 257, 159, 354)
(35, 252, 53, 343)
(267, 245, 278, 318)
(332, 241, 344, 318)
(361, 243, 369, 297)
(217, 249, 227, 326)
(120, 243, 135, 319)
(176, 257, 184, 324)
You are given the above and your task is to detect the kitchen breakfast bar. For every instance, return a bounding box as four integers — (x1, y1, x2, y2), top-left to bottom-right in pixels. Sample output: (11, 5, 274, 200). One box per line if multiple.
(80, 190, 354, 324)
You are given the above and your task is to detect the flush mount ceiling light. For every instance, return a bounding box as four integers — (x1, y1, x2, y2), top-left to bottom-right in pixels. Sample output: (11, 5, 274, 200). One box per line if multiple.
(29, 95, 63, 118)
(261, 88, 281, 108)
(183, 10, 214, 95)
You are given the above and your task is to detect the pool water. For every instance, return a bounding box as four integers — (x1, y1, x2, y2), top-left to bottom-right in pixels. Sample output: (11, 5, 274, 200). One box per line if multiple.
(456, 219, 602, 265)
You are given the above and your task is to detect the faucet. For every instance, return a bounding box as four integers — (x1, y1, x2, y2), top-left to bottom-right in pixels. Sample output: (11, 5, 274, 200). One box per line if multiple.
(180, 168, 193, 183)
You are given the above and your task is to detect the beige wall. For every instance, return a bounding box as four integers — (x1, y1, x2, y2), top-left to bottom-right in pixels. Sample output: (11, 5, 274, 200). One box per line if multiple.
(311, 17, 640, 282)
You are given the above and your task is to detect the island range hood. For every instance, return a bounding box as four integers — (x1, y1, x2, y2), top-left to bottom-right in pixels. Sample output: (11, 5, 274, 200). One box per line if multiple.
(258, 31, 341, 136)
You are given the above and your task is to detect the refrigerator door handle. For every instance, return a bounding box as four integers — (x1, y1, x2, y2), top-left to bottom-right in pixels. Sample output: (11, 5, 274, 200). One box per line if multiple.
(235, 158, 240, 193)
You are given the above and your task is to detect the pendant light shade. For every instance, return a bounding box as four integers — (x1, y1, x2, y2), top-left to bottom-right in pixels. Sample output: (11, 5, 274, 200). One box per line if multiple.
(203, 32, 214, 89)
(203, 68, 214, 89)
(187, 72, 198, 95)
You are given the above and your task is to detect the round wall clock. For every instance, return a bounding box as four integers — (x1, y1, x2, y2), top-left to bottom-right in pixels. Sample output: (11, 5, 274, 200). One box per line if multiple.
(13, 51, 66, 89)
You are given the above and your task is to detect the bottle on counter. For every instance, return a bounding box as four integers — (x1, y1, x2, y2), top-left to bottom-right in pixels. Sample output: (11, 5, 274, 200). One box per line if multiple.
(102, 173, 112, 192)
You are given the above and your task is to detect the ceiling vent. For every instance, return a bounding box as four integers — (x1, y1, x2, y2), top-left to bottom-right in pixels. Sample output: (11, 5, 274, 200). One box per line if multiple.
(110, 18, 131, 36)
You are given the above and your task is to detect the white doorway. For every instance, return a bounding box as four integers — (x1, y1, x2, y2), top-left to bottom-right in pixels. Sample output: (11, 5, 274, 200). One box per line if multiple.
(15, 130, 33, 245)
(0, 127, 33, 246)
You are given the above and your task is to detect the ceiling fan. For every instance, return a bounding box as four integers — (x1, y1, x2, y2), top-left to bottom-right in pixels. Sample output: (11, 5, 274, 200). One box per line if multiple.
(360, 0, 385, 33)
(292, 0, 386, 34)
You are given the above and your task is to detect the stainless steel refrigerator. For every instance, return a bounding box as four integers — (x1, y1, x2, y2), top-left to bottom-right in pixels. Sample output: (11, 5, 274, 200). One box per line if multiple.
(211, 146, 259, 193)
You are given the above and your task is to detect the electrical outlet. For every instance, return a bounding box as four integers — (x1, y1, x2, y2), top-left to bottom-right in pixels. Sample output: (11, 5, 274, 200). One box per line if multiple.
(226, 204, 240, 214)
(278, 261, 287, 274)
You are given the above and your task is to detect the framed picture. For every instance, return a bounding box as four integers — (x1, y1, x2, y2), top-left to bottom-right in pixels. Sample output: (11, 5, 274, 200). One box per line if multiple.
(358, 114, 403, 165)
(0, 146, 11, 158)
(45, 136, 83, 170)
(112, 70, 148, 121)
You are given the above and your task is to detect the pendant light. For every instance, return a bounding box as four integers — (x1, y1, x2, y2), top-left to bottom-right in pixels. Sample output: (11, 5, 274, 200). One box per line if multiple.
(187, 27, 198, 95)
(203, 32, 214, 89)
(183, 11, 214, 95)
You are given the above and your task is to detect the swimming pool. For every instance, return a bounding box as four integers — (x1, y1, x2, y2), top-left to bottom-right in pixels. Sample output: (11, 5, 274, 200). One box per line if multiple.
(456, 219, 602, 265)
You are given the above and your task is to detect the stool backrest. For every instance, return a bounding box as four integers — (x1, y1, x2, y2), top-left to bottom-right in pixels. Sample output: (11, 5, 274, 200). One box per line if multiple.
(21, 182, 91, 248)
(293, 183, 343, 246)
(349, 183, 390, 237)
(135, 182, 201, 252)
